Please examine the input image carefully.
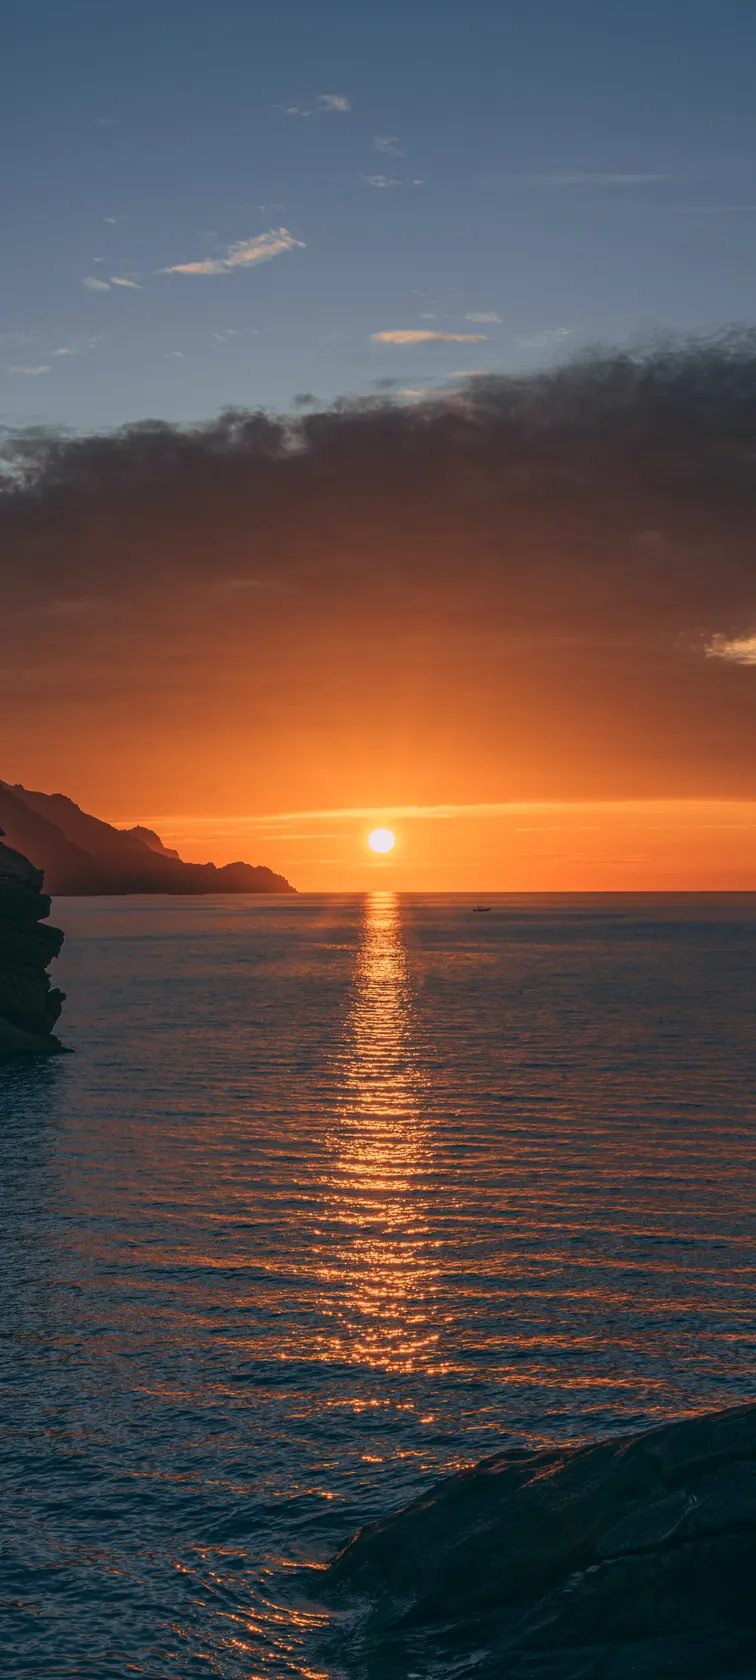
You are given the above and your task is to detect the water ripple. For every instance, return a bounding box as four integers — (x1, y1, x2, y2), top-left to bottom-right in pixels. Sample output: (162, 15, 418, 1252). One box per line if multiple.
(1, 892, 756, 1675)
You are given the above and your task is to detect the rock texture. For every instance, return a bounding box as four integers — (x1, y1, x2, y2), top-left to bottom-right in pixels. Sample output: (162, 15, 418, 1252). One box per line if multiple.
(0, 828, 66, 1058)
(323, 1402, 756, 1679)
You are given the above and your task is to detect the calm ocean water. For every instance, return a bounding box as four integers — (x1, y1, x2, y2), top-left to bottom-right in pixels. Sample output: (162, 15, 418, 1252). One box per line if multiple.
(2, 892, 756, 1677)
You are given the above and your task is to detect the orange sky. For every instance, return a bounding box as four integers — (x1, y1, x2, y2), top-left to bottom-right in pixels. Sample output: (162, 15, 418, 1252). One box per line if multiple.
(4, 344, 756, 890)
(97, 801, 756, 892)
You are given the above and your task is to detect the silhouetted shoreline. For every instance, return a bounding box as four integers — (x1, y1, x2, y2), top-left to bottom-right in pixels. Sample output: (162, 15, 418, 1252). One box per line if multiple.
(0, 780, 295, 896)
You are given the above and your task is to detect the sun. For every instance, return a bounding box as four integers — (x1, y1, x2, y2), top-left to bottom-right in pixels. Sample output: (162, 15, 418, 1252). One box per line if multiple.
(368, 827, 396, 854)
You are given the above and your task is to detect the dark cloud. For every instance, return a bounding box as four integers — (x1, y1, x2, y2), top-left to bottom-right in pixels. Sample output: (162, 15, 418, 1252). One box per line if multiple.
(3, 333, 756, 800)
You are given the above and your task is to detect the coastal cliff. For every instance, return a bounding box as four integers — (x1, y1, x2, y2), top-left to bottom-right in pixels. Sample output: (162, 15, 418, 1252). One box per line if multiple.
(0, 829, 66, 1058)
(0, 782, 295, 895)
(324, 1401, 756, 1679)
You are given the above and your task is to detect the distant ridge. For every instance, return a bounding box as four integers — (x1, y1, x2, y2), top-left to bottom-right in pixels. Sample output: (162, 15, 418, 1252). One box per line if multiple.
(0, 782, 295, 895)
(125, 825, 180, 859)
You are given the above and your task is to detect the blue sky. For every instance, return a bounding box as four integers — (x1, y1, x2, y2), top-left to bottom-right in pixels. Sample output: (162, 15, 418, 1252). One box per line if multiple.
(3, 0, 756, 431)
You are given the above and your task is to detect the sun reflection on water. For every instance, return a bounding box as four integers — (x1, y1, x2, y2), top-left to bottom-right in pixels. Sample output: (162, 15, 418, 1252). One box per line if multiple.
(315, 893, 439, 1373)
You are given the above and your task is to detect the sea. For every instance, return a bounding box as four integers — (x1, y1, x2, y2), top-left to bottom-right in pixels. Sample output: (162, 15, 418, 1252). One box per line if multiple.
(2, 892, 756, 1678)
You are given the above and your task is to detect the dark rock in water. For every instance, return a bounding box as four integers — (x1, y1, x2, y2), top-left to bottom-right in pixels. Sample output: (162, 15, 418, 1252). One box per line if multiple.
(0, 880, 52, 922)
(0, 827, 66, 1059)
(0, 919, 65, 972)
(323, 1403, 756, 1678)
(0, 970, 64, 1035)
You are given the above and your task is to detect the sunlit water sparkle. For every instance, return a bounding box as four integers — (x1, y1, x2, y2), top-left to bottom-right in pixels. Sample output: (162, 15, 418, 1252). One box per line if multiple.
(2, 892, 756, 1677)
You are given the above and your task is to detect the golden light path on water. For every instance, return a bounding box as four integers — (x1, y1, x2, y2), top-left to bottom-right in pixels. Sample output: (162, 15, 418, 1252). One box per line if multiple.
(314, 892, 439, 1374)
(7, 893, 756, 1680)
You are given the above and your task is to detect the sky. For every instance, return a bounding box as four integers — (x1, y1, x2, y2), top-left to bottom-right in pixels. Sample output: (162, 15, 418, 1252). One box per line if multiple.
(4, 0, 756, 890)
(4, 0, 756, 429)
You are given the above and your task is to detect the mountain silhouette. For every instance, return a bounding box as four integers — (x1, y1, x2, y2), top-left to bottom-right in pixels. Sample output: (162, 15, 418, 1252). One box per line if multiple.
(124, 826, 180, 859)
(0, 782, 295, 895)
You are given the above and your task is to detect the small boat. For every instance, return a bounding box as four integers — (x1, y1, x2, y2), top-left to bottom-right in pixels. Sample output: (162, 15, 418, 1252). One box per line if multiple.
(472, 905, 491, 913)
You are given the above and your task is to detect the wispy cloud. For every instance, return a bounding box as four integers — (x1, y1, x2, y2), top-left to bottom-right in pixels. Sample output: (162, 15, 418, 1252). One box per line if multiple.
(362, 174, 402, 189)
(362, 173, 423, 189)
(466, 311, 501, 323)
(46, 339, 100, 360)
(707, 632, 756, 665)
(8, 364, 50, 376)
(371, 330, 489, 345)
(512, 170, 672, 187)
(374, 136, 404, 156)
(166, 801, 650, 829)
(110, 276, 142, 288)
(82, 276, 110, 290)
(285, 93, 351, 116)
(48, 598, 111, 620)
(162, 228, 304, 276)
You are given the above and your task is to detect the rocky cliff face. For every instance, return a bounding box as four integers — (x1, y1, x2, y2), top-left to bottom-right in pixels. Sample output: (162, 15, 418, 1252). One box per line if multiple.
(323, 1402, 756, 1679)
(0, 828, 66, 1058)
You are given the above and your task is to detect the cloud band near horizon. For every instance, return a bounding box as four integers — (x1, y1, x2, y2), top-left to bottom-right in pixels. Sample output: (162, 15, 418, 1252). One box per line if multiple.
(4, 333, 756, 807)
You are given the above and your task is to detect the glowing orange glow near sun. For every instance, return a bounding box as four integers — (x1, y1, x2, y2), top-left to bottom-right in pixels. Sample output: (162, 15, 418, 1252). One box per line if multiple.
(368, 827, 396, 854)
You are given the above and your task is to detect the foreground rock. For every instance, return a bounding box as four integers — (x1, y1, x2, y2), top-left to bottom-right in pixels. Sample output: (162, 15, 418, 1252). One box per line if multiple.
(0, 828, 66, 1058)
(324, 1402, 756, 1678)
